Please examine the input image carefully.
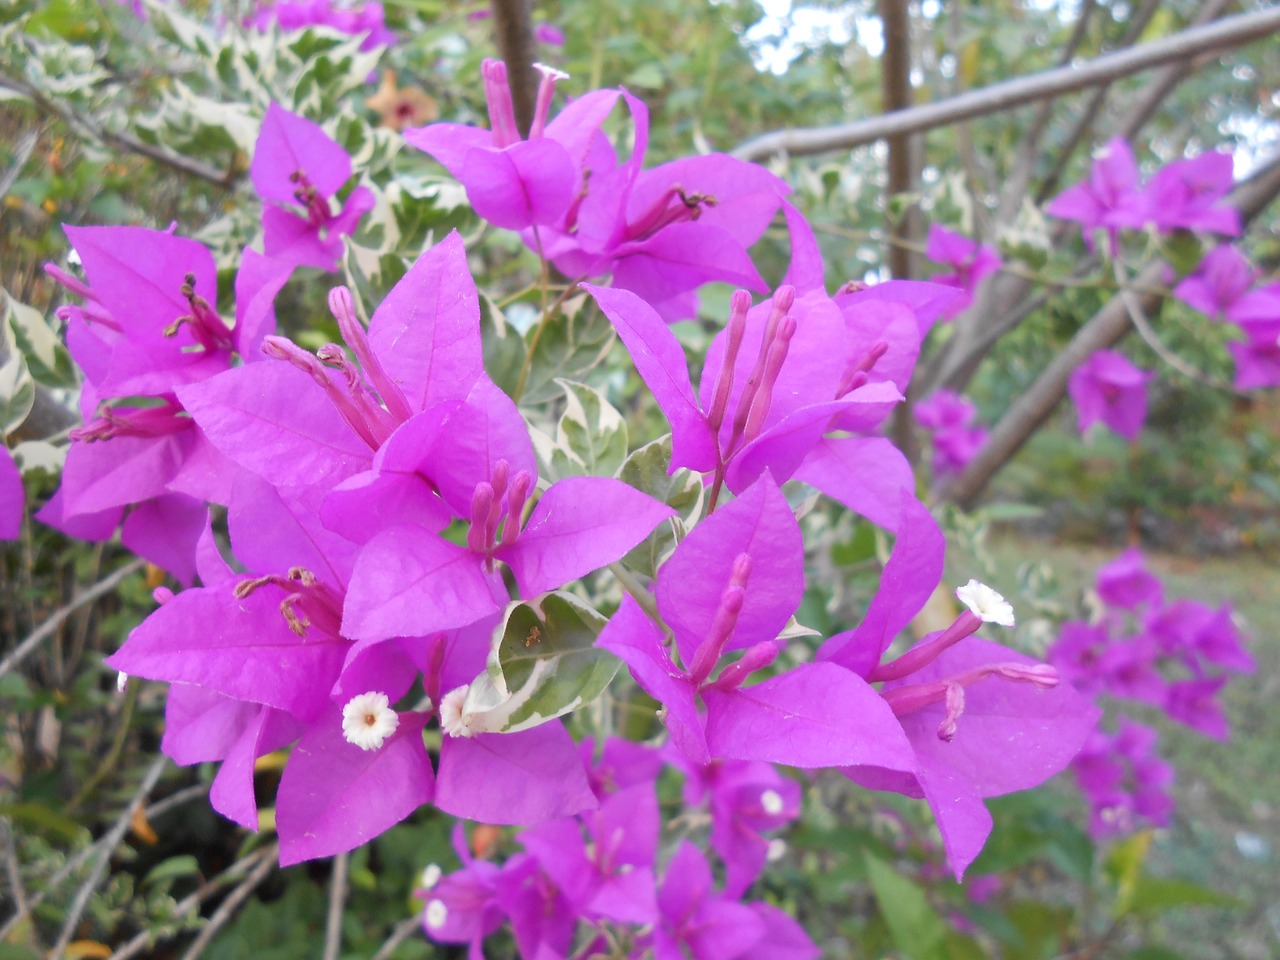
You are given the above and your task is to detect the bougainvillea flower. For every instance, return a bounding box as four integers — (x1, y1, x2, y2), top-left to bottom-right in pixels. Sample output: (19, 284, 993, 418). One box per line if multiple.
(1, 448, 24, 540)
(1227, 321, 1280, 389)
(652, 842, 767, 960)
(406, 59, 595, 230)
(419, 826, 506, 958)
(251, 103, 375, 271)
(1140, 151, 1240, 237)
(1143, 598, 1255, 675)
(820, 494, 1099, 877)
(676, 757, 802, 896)
(1066, 349, 1153, 441)
(588, 280, 916, 530)
(1173, 246, 1280, 325)
(531, 91, 788, 321)
(1046, 137, 1147, 252)
(1095, 547, 1164, 610)
(338, 397, 675, 641)
(179, 231, 485, 494)
(519, 782, 660, 924)
(914, 389, 987, 479)
(924, 225, 1002, 317)
(248, 0, 395, 50)
(599, 473, 917, 774)
(1047, 620, 1113, 697)
(51, 227, 293, 398)
(1073, 720, 1173, 837)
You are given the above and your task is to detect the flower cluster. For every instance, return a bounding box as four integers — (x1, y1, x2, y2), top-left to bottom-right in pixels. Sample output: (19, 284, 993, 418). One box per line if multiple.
(1047, 136, 1279, 400)
(247, 0, 395, 51)
(913, 389, 989, 480)
(421, 742, 813, 959)
(34, 62, 1126, 952)
(1174, 245, 1280, 390)
(1046, 137, 1240, 254)
(924, 224, 1002, 318)
(1049, 548, 1254, 835)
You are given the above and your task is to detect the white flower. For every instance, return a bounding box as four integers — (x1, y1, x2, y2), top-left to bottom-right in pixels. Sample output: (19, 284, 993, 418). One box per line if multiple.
(533, 62, 570, 81)
(419, 864, 442, 890)
(116, 671, 129, 693)
(341, 691, 399, 751)
(955, 579, 1016, 628)
(760, 789, 784, 816)
(438, 685, 474, 739)
(424, 899, 448, 930)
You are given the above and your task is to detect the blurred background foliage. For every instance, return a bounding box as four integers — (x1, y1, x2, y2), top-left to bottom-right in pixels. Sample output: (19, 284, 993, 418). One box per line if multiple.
(2, 0, 1278, 957)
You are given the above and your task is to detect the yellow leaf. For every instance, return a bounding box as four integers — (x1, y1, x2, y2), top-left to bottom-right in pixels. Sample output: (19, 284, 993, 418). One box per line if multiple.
(130, 803, 159, 845)
(65, 942, 113, 959)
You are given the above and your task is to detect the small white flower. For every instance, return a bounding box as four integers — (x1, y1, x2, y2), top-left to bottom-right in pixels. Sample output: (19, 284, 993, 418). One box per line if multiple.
(438, 685, 473, 738)
(116, 671, 129, 693)
(419, 864, 442, 890)
(533, 62, 570, 81)
(955, 579, 1016, 627)
(341, 691, 399, 751)
(766, 839, 788, 862)
(760, 789, 784, 816)
(424, 899, 448, 930)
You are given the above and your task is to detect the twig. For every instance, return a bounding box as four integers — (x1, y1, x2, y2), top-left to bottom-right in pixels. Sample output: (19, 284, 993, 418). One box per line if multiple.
(106, 844, 279, 960)
(733, 8, 1280, 160)
(175, 847, 277, 960)
(144, 783, 209, 820)
(1112, 260, 1241, 394)
(370, 916, 423, 960)
(322, 852, 349, 960)
(0, 128, 40, 201)
(66, 679, 140, 815)
(48, 755, 170, 959)
(1111, 0, 1234, 144)
(996, 0, 1097, 225)
(0, 557, 145, 682)
(0, 820, 36, 952)
(0, 69, 234, 188)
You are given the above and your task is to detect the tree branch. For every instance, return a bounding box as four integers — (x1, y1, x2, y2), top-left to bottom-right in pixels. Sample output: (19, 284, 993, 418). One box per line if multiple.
(490, 0, 537, 136)
(1035, 0, 1229, 203)
(0, 71, 235, 188)
(733, 8, 1280, 161)
(935, 151, 1280, 509)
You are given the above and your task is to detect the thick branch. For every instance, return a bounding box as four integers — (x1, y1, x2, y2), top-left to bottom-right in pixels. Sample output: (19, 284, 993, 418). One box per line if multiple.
(880, 0, 915, 279)
(733, 8, 1280, 161)
(936, 152, 1280, 509)
(490, 0, 537, 136)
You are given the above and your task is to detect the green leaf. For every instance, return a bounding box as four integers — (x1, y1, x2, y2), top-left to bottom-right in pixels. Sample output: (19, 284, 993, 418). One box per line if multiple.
(616, 435, 703, 578)
(516, 297, 616, 406)
(144, 855, 201, 889)
(1125, 876, 1242, 917)
(0, 348, 34, 437)
(1104, 830, 1153, 917)
(5, 290, 76, 388)
(470, 592, 618, 733)
(548, 379, 628, 479)
(864, 852, 948, 960)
